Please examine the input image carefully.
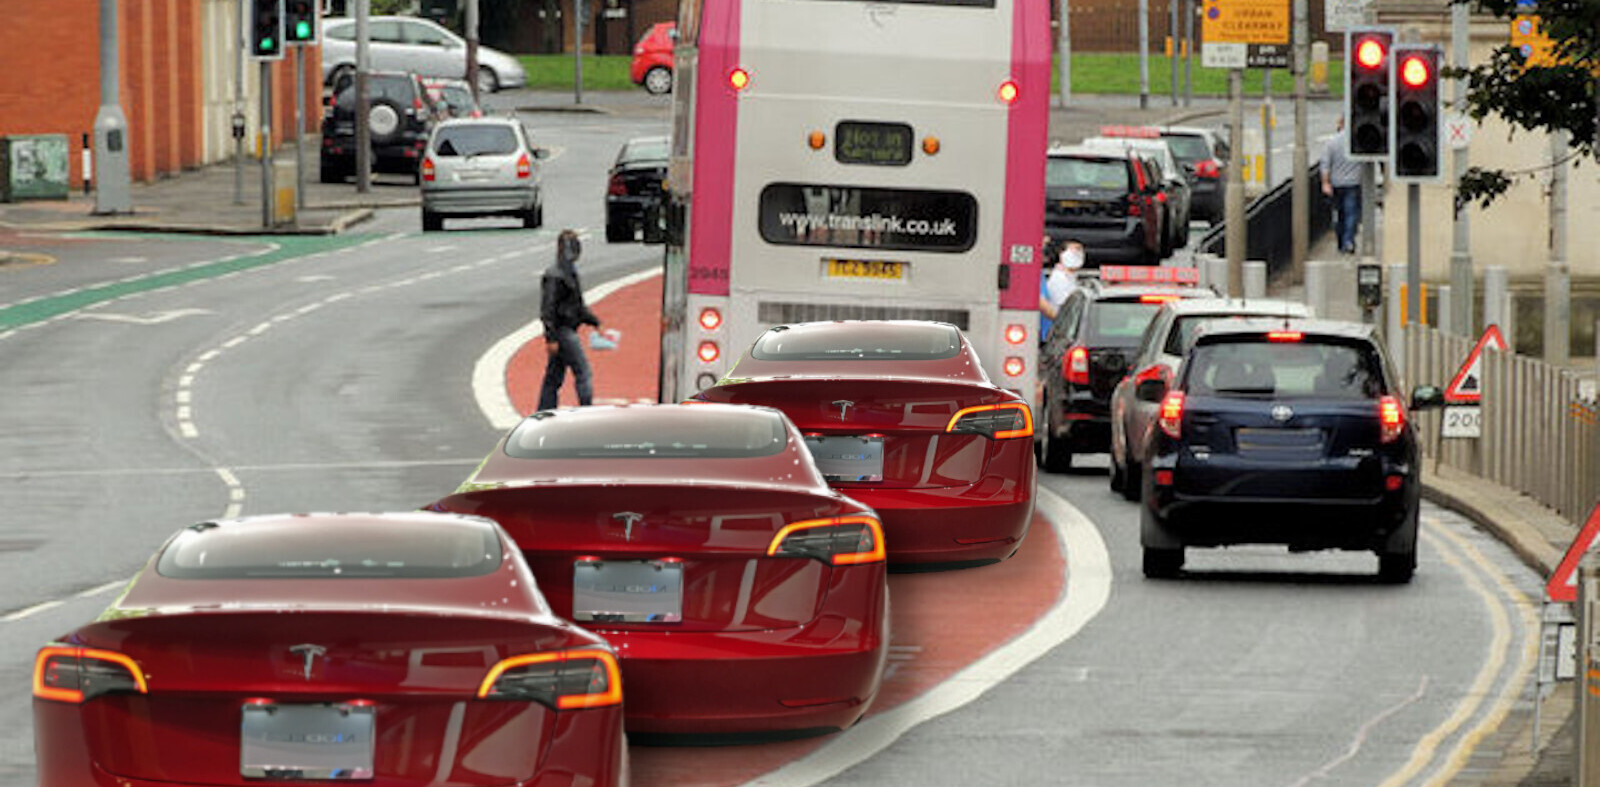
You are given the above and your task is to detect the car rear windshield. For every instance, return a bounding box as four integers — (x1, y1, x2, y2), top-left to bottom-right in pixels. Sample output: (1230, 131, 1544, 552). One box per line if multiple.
(623, 138, 669, 163)
(1160, 134, 1212, 162)
(433, 126, 518, 156)
(1086, 301, 1162, 344)
(335, 75, 415, 107)
(752, 322, 963, 361)
(1166, 313, 1306, 355)
(157, 520, 502, 579)
(1185, 339, 1385, 399)
(1047, 157, 1129, 190)
(505, 409, 788, 459)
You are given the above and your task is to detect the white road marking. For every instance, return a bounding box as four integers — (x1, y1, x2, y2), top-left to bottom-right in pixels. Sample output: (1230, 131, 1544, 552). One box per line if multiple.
(2, 600, 63, 622)
(741, 486, 1112, 787)
(76, 580, 126, 599)
(216, 468, 244, 519)
(107, 256, 149, 263)
(73, 308, 213, 325)
(296, 274, 336, 283)
(472, 265, 661, 431)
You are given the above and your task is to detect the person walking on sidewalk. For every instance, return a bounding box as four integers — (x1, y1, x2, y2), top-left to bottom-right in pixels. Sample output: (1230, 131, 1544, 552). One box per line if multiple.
(1320, 114, 1364, 254)
(538, 230, 602, 410)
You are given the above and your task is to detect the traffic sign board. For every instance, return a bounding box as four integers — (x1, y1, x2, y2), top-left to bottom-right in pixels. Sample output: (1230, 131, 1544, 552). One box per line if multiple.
(1446, 114, 1473, 149)
(1546, 502, 1600, 603)
(1444, 324, 1508, 404)
(1202, 0, 1291, 46)
(1325, 0, 1372, 32)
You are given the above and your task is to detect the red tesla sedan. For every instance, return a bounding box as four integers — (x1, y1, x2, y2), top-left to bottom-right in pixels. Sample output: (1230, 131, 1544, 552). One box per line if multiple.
(692, 320, 1037, 567)
(429, 403, 889, 740)
(33, 512, 626, 786)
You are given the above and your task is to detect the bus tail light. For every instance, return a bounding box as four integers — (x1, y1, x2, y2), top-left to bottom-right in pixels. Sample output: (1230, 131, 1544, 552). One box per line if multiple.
(808, 131, 826, 150)
(1003, 356, 1026, 377)
(478, 649, 622, 710)
(922, 136, 941, 155)
(1004, 324, 1028, 345)
(729, 68, 750, 91)
(997, 80, 1020, 104)
(1379, 395, 1404, 443)
(698, 307, 723, 331)
(34, 646, 148, 704)
(946, 402, 1033, 440)
(768, 516, 885, 565)
(1158, 391, 1185, 438)
(697, 341, 720, 364)
(1064, 346, 1090, 385)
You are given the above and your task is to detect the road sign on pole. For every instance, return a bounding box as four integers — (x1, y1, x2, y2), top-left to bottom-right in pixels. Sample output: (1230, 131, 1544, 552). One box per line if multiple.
(1202, 0, 1290, 68)
(1547, 503, 1600, 603)
(1444, 323, 1508, 404)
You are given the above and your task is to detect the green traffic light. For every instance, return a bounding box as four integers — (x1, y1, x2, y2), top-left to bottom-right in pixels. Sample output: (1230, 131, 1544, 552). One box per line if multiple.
(295, 21, 311, 39)
(261, 36, 275, 50)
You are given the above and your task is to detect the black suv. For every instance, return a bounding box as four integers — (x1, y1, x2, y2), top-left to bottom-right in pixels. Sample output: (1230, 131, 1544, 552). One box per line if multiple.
(1045, 146, 1166, 266)
(1135, 318, 1444, 582)
(320, 71, 435, 184)
(1037, 267, 1214, 472)
(605, 136, 669, 243)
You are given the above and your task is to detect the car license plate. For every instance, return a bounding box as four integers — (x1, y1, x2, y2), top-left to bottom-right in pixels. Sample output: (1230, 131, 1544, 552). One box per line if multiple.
(1056, 199, 1089, 209)
(573, 560, 683, 623)
(803, 435, 886, 483)
(824, 259, 905, 281)
(241, 703, 375, 780)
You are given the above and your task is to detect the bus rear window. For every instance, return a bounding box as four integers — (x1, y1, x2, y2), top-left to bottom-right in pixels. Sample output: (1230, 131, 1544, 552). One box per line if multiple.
(752, 322, 962, 361)
(506, 409, 788, 459)
(758, 183, 978, 253)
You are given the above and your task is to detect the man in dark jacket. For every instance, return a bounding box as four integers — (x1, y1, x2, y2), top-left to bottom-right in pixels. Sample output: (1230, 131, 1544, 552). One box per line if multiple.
(538, 230, 601, 410)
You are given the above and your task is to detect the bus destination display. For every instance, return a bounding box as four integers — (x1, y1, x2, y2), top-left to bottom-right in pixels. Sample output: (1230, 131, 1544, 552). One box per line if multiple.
(835, 122, 914, 166)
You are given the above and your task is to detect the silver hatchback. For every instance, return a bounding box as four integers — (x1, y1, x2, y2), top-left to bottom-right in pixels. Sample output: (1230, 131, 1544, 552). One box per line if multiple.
(421, 118, 548, 232)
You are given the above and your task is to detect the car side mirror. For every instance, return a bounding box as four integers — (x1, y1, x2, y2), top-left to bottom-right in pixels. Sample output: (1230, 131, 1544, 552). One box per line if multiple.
(533, 147, 551, 160)
(1136, 378, 1167, 403)
(1410, 385, 1445, 410)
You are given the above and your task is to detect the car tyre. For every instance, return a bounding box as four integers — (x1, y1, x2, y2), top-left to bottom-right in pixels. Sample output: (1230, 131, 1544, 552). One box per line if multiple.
(475, 67, 499, 95)
(1377, 550, 1416, 584)
(1120, 458, 1142, 502)
(421, 210, 443, 232)
(1039, 409, 1073, 473)
(643, 66, 673, 96)
(522, 206, 540, 229)
(1109, 454, 1125, 493)
(1142, 546, 1184, 579)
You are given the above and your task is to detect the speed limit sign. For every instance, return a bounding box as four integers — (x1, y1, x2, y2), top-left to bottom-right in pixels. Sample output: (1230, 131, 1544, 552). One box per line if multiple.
(1442, 405, 1482, 438)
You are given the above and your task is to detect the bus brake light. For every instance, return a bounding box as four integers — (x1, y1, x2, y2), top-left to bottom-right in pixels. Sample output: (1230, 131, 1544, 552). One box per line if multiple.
(697, 341, 720, 364)
(1003, 356, 1025, 377)
(730, 68, 750, 91)
(698, 308, 723, 331)
(1004, 324, 1028, 345)
(998, 80, 1019, 104)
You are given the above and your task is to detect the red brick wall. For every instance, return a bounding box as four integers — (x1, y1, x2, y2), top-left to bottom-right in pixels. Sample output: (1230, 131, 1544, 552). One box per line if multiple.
(0, 0, 101, 187)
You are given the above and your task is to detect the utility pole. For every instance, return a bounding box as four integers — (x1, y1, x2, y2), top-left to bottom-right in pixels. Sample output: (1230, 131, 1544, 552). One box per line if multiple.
(575, 0, 586, 105)
(94, 0, 132, 214)
(234, 0, 247, 205)
(1406, 181, 1420, 324)
(1183, 0, 1193, 106)
(1290, 0, 1308, 273)
(1448, 1, 1473, 335)
(355, 0, 371, 193)
(1058, 0, 1072, 107)
(1262, 71, 1274, 188)
(466, 0, 481, 104)
(293, 45, 305, 210)
(1226, 68, 1245, 296)
(1169, 0, 1179, 105)
(260, 61, 274, 228)
(1138, 0, 1150, 109)
(1546, 130, 1571, 363)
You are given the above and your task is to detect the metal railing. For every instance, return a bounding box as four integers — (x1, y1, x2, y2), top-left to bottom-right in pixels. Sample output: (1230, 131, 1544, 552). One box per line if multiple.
(1403, 324, 1600, 523)
(1196, 163, 1333, 278)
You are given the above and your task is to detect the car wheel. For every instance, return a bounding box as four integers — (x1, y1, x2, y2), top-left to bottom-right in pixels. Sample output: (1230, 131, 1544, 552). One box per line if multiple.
(643, 66, 673, 95)
(1142, 546, 1184, 579)
(421, 210, 443, 232)
(411, 165, 422, 186)
(327, 64, 355, 89)
(606, 221, 631, 243)
(522, 207, 540, 229)
(1041, 422, 1073, 473)
(1121, 458, 1142, 501)
(534, 201, 545, 228)
(1377, 550, 1416, 584)
(1109, 454, 1125, 493)
(475, 67, 499, 95)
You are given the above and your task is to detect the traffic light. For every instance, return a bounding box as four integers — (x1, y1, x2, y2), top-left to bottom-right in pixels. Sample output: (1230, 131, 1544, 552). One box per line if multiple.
(285, 0, 318, 45)
(1345, 28, 1393, 160)
(249, 0, 285, 60)
(1391, 45, 1442, 181)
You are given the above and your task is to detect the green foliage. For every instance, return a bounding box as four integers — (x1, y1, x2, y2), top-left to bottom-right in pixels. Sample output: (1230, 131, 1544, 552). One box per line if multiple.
(517, 55, 636, 91)
(370, 0, 413, 14)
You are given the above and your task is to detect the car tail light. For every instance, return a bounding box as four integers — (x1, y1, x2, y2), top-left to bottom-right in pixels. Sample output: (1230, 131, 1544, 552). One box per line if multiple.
(1004, 324, 1028, 345)
(1385, 474, 1405, 491)
(33, 646, 148, 704)
(1155, 191, 1168, 203)
(1195, 159, 1221, 179)
(421, 158, 435, 182)
(413, 96, 425, 112)
(516, 153, 532, 179)
(1267, 331, 1303, 342)
(768, 515, 886, 565)
(1379, 395, 1404, 443)
(607, 174, 627, 196)
(1003, 356, 1026, 377)
(478, 649, 622, 710)
(1064, 346, 1090, 385)
(1126, 194, 1144, 217)
(946, 402, 1033, 440)
(1158, 391, 1185, 438)
(696, 341, 719, 363)
(698, 307, 723, 331)
(1154, 469, 1175, 486)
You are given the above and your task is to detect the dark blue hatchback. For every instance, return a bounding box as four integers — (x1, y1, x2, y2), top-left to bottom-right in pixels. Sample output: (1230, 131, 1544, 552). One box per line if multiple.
(1134, 318, 1444, 583)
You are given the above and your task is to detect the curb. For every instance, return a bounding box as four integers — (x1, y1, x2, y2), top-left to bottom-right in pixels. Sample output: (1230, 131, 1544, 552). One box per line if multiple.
(0, 207, 378, 237)
(515, 104, 612, 115)
(1420, 480, 1563, 576)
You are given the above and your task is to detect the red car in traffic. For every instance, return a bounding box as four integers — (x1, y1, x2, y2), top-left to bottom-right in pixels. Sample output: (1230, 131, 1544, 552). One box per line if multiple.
(630, 22, 675, 95)
(32, 512, 627, 786)
(429, 403, 888, 739)
(692, 321, 1037, 568)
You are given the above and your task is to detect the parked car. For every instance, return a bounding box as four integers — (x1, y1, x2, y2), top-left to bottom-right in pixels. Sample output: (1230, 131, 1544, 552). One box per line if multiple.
(32, 512, 627, 785)
(1108, 296, 1314, 499)
(1037, 265, 1214, 472)
(428, 404, 888, 738)
(1045, 145, 1166, 266)
(320, 70, 434, 184)
(1159, 125, 1229, 223)
(421, 117, 547, 231)
(322, 16, 527, 94)
(1137, 318, 1444, 581)
(692, 320, 1036, 568)
(421, 76, 482, 118)
(606, 135, 669, 243)
(631, 22, 676, 95)
(1080, 133, 1193, 252)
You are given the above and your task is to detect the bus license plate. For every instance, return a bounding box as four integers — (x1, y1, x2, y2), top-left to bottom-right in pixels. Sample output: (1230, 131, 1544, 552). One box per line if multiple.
(825, 259, 905, 281)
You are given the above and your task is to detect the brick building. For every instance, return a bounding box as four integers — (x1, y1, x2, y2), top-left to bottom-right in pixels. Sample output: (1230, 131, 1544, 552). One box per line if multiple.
(0, 0, 319, 188)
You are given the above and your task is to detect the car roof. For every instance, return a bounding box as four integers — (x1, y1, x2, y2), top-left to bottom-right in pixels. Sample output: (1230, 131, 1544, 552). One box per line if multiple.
(1159, 297, 1314, 317)
(1191, 317, 1377, 343)
(434, 116, 520, 129)
(1047, 144, 1137, 160)
(725, 320, 995, 385)
(1087, 283, 1212, 301)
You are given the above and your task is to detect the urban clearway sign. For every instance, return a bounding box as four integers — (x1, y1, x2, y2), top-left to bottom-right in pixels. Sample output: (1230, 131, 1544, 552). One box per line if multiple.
(1202, 0, 1291, 68)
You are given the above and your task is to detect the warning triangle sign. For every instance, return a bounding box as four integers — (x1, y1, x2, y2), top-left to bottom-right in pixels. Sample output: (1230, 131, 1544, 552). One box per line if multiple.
(1547, 503, 1600, 603)
(1444, 324, 1508, 404)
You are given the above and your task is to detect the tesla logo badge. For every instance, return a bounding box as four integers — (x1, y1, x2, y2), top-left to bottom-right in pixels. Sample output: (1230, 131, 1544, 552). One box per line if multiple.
(613, 511, 644, 541)
(832, 400, 854, 420)
(1271, 405, 1294, 422)
(289, 644, 326, 681)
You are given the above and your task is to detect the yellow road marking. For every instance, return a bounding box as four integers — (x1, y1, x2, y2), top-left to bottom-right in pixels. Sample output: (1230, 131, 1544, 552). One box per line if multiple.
(0, 250, 55, 269)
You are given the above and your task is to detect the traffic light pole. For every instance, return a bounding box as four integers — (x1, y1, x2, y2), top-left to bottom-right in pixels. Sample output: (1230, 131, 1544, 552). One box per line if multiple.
(1448, 1, 1473, 336)
(1406, 182, 1419, 324)
(355, 0, 371, 194)
(1290, 0, 1308, 272)
(294, 45, 304, 210)
(1359, 162, 1375, 256)
(260, 61, 274, 228)
(1546, 130, 1571, 363)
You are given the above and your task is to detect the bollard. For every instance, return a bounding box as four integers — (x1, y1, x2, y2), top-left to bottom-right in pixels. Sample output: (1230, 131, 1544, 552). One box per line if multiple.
(272, 158, 297, 227)
(1436, 285, 1453, 335)
(1304, 260, 1328, 317)
(1328, 260, 1361, 322)
(1243, 260, 1267, 299)
(1207, 256, 1230, 296)
(1577, 555, 1600, 787)
(1387, 262, 1406, 373)
(1310, 41, 1330, 95)
(1193, 253, 1219, 290)
(1485, 265, 1510, 334)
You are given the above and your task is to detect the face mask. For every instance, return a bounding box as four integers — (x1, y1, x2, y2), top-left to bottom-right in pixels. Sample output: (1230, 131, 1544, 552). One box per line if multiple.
(1061, 247, 1085, 270)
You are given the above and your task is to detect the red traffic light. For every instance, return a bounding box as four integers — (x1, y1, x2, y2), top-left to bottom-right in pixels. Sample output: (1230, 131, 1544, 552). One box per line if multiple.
(1400, 54, 1431, 87)
(1356, 38, 1386, 69)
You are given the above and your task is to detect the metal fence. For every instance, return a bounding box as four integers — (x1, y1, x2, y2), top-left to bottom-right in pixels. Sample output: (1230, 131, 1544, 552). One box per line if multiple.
(1403, 324, 1600, 524)
(1197, 164, 1333, 278)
